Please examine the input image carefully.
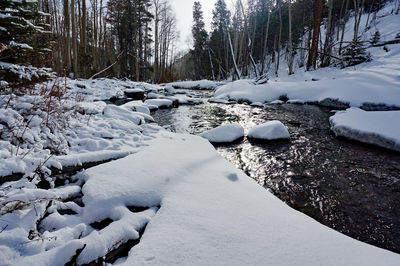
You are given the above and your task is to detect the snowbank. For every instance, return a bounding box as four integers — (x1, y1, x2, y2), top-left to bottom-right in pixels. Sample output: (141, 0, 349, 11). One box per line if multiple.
(248, 121, 290, 140)
(79, 134, 399, 265)
(330, 108, 400, 152)
(214, 71, 400, 108)
(200, 123, 244, 143)
(167, 80, 226, 90)
(144, 99, 173, 109)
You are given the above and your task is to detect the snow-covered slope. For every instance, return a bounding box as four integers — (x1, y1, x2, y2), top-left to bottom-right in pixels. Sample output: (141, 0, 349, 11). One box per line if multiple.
(214, 3, 400, 109)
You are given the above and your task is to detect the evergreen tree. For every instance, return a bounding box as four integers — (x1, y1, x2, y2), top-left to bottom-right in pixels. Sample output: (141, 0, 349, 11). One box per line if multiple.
(0, 0, 51, 66)
(341, 37, 371, 68)
(209, 0, 231, 79)
(191, 1, 209, 79)
(370, 30, 381, 44)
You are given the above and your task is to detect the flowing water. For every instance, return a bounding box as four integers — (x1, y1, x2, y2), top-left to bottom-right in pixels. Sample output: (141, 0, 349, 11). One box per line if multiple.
(152, 89, 400, 253)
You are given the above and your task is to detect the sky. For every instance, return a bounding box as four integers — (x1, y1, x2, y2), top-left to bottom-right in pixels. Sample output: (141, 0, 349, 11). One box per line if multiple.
(169, 0, 218, 51)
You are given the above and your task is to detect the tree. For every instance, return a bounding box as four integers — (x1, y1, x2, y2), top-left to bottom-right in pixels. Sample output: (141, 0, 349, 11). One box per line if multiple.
(191, 1, 209, 79)
(307, 0, 324, 70)
(209, 0, 231, 79)
(0, 0, 52, 69)
(341, 37, 371, 67)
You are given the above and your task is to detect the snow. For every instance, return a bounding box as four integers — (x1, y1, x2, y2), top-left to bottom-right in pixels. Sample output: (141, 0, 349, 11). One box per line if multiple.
(167, 80, 226, 90)
(200, 123, 244, 143)
(248, 121, 290, 140)
(78, 134, 399, 265)
(330, 108, 400, 152)
(124, 88, 144, 93)
(144, 99, 173, 109)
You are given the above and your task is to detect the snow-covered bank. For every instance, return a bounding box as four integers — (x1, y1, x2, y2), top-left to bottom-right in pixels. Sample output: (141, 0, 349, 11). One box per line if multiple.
(40, 133, 400, 265)
(166, 79, 226, 90)
(330, 108, 400, 152)
(213, 64, 400, 108)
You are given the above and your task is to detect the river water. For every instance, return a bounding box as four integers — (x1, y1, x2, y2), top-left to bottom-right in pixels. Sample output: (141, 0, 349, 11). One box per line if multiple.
(152, 89, 400, 253)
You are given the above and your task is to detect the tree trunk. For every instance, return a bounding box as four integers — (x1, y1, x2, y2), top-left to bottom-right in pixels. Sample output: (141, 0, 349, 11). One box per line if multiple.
(275, 1, 282, 76)
(307, 0, 324, 71)
(71, 0, 78, 77)
(226, 26, 240, 80)
(288, 0, 294, 75)
(321, 0, 333, 67)
(339, 0, 349, 55)
(63, 0, 71, 70)
(153, 0, 159, 83)
(80, 0, 86, 52)
(261, 9, 270, 73)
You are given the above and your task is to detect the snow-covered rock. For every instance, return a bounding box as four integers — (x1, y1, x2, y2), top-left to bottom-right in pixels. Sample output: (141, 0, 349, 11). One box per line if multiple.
(200, 123, 244, 143)
(248, 121, 290, 140)
(146, 92, 160, 99)
(120, 100, 151, 115)
(124, 88, 145, 100)
(330, 108, 400, 152)
(144, 99, 173, 109)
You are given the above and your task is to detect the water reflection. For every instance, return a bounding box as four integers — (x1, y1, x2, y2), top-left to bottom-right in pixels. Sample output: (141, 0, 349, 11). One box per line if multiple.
(152, 89, 400, 253)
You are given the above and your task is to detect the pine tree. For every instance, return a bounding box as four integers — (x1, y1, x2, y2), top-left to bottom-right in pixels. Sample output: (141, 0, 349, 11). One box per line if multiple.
(341, 37, 371, 68)
(191, 1, 209, 79)
(0, 0, 52, 66)
(209, 0, 231, 79)
(370, 30, 380, 44)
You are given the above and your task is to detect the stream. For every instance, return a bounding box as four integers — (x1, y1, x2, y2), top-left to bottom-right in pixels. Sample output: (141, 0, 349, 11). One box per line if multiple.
(152, 89, 400, 253)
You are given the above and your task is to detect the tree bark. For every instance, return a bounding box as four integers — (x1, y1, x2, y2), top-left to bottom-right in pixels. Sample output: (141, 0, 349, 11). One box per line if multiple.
(307, 0, 324, 71)
(63, 0, 71, 70)
(288, 0, 294, 75)
(71, 0, 78, 77)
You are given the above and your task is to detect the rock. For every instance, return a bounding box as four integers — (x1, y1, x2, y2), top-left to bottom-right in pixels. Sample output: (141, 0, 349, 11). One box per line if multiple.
(360, 103, 400, 111)
(76, 83, 86, 89)
(319, 98, 350, 109)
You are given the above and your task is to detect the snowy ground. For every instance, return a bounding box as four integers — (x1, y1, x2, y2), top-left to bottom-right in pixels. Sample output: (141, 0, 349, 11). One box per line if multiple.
(1, 131, 399, 265)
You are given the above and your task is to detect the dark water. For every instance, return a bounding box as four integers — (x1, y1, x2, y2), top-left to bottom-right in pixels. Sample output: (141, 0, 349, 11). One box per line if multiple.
(152, 89, 400, 254)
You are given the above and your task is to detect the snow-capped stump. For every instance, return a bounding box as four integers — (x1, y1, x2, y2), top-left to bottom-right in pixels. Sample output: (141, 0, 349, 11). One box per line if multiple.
(200, 123, 244, 143)
(329, 108, 400, 152)
(248, 120, 290, 141)
(144, 99, 174, 109)
(124, 88, 145, 100)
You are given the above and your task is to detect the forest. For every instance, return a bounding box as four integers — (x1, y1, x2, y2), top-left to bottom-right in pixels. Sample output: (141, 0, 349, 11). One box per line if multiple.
(2, 0, 398, 84)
